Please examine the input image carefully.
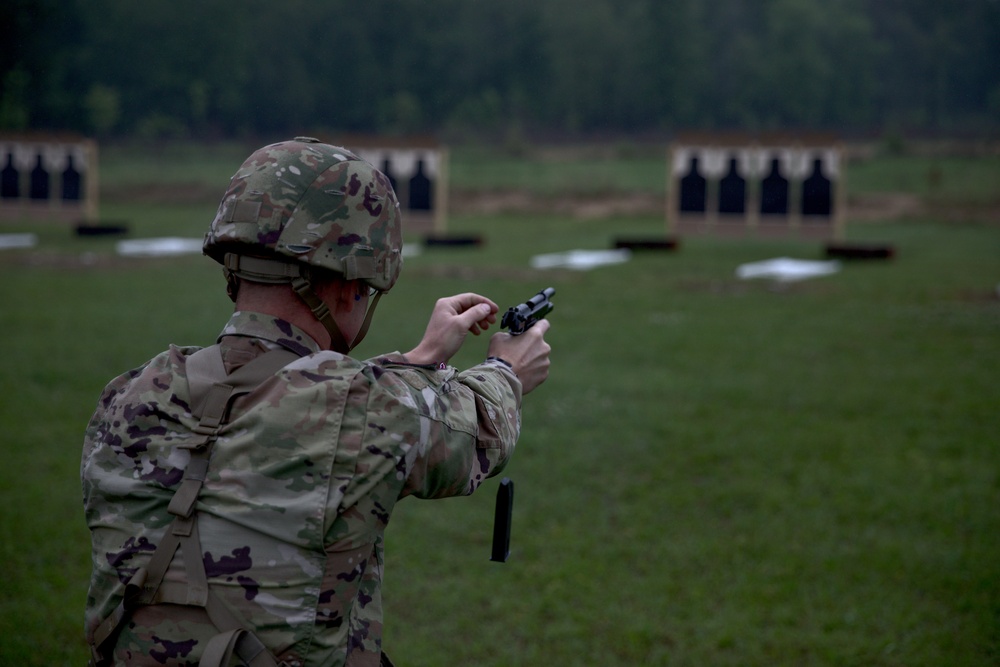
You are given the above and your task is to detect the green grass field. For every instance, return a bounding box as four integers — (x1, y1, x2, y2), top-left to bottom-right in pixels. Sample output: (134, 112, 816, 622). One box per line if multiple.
(1, 142, 998, 666)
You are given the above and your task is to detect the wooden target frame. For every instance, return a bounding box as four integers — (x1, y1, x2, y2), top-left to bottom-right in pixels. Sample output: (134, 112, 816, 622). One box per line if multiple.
(0, 133, 99, 224)
(667, 133, 845, 241)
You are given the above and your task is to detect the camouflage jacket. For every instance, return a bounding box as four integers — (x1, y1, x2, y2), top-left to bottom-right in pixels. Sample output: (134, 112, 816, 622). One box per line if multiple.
(82, 311, 522, 666)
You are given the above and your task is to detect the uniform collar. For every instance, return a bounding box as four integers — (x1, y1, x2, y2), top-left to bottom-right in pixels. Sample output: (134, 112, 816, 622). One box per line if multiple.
(217, 311, 322, 357)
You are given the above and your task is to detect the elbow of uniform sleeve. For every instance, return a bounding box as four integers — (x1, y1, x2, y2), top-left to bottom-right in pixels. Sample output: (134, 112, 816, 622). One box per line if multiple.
(464, 361, 522, 467)
(395, 360, 524, 500)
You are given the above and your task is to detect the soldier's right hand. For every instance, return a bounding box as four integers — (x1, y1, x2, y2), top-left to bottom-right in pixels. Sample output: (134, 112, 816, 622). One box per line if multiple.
(488, 320, 551, 394)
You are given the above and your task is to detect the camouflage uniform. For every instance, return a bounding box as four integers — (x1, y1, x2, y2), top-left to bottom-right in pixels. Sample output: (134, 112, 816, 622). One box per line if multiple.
(83, 311, 522, 666)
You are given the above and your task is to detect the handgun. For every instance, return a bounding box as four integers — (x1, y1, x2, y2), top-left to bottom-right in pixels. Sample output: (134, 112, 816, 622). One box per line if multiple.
(500, 287, 555, 335)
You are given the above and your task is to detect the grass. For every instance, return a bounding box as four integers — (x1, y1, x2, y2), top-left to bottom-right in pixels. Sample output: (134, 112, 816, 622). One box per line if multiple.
(0, 142, 998, 666)
(844, 153, 1000, 205)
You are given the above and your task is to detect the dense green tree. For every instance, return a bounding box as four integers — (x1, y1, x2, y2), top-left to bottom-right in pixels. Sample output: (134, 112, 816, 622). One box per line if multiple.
(1, 0, 84, 130)
(2, 0, 997, 138)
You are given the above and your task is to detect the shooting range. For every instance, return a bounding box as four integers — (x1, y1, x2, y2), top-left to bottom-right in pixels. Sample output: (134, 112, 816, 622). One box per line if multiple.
(4, 1, 998, 664)
(0, 134, 99, 225)
(667, 133, 845, 241)
(660, 133, 895, 260)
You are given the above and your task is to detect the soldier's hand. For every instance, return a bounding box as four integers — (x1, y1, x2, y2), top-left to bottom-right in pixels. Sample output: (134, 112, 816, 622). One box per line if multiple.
(404, 293, 499, 365)
(488, 319, 551, 394)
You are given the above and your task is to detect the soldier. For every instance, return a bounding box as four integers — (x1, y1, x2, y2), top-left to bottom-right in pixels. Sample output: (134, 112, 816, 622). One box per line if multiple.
(82, 138, 551, 667)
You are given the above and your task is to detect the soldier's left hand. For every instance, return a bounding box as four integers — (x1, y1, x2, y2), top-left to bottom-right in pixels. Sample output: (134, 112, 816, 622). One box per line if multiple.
(404, 293, 499, 365)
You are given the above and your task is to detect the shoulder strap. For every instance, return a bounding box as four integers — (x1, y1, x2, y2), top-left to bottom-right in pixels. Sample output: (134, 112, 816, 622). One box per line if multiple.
(169, 346, 297, 520)
(90, 346, 298, 667)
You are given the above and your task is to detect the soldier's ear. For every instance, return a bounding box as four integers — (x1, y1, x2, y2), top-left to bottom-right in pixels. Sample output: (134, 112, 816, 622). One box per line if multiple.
(330, 278, 361, 312)
(315, 277, 367, 313)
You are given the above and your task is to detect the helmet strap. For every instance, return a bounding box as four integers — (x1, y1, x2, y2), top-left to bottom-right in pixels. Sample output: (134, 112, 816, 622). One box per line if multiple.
(225, 271, 241, 302)
(290, 275, 352, 354)
(224, 253, 355, 354)
(352, 290, 383, 349)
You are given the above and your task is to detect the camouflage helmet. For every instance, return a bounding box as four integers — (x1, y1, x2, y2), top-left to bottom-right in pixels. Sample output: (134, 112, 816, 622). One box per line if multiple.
(203, 137, 403, 292)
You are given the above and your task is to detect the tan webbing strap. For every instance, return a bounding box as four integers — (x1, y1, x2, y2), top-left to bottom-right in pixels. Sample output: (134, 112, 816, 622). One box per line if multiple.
(186, 346, 228, 417)
(202, 629, 246, 667)
(290, 275, 352, 354)
(90, 346, 298, 667)
(224, 254, 301, 285)
(200, 627, 275, 667)
(176, 516, 210, 606)
(144, 583, 276, 667)
(171, 346, 298, 518)
(351, 290, 383, 350)
(168, 385, 231, 519)
(90, 568, 149, 664)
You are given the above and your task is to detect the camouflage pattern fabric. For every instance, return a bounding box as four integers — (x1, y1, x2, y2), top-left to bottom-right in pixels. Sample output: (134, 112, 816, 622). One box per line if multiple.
(203, 138, 404, 292)
(82, 311, 522, 666)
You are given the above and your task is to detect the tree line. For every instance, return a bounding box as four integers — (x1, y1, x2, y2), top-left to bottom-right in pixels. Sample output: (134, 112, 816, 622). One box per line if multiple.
(2, 0, 998, 142)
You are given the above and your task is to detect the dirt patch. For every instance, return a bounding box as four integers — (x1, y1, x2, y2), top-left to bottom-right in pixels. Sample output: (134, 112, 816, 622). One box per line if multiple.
(845, 193, 924, 221)
(107, 183, 668, 220)
(847, 193, 1000, 224)
(451, 190, 663, 219)
(102, 183, 222, 206)
(102, 183, 998, 224)
(455, 189, 920, 221)
(457, 190, 999, 224)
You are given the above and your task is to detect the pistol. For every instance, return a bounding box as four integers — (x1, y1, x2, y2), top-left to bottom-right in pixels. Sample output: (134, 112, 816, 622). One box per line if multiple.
(500, 287, 555, 335)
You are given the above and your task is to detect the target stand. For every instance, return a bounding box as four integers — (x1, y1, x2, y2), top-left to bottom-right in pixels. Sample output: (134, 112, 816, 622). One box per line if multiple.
(1, 133, 103, 229)
(664, 132, 893, 259)
(668, 132, 846, 241)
